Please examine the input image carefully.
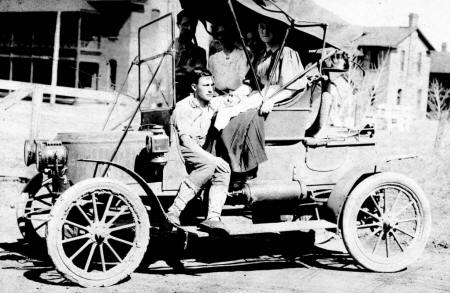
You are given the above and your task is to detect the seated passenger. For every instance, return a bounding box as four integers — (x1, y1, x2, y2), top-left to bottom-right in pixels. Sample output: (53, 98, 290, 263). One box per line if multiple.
(208, 24, 249, 93)
(234, 18, 307, 115)
(166, 69, 241, 235)
(175, 10, 207, 101)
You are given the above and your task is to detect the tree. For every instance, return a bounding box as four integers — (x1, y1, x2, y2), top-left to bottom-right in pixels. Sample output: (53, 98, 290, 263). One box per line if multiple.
(427, 80, 450, 150)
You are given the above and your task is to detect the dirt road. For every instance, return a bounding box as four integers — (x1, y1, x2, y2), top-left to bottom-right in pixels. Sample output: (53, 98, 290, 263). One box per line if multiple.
(1, 181, 449, 293)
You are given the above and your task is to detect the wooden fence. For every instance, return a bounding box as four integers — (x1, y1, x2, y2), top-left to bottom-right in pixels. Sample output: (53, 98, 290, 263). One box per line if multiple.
(0, 79, 136, 138)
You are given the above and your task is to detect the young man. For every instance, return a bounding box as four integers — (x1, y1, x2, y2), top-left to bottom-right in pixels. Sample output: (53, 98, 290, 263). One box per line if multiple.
(167, 69, 239, 235)
(175, 10, 207, 101)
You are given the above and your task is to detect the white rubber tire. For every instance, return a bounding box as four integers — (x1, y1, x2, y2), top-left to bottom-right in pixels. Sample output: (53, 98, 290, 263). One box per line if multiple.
(341, 172, 431, 272)
(46, 178, 150, 287)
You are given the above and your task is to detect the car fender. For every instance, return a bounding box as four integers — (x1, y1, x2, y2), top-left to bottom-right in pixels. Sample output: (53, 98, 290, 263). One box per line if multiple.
(326, 154, 418, 226)
(78, 159, 169, 224)
(21, 173, 43, 194)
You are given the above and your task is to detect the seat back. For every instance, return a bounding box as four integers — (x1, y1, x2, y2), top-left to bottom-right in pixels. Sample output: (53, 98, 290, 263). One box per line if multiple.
(264, 82, 322, 142)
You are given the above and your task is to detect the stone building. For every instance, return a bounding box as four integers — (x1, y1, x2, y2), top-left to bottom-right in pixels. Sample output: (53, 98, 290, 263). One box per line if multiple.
(355, 13, 434, 118)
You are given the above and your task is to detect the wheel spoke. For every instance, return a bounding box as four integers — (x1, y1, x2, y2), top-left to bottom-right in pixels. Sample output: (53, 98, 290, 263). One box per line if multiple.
(395, 217, 418, 224)
(101, 194, 114, 223)
(76, 204, 93, 225)
(372, 230, 384, 253)
(109, 223, 136, 232)
(389, 189, 402, 214)
(99, 244, 106, 272)
(394, 227, 415, 238)
(367, 227, 383, 239)
(64, 220, 90, 231)
(370, 195, 383, 216)
(33, 220, 49, 231)
(69, 239, 92, 260)
(391, 230, 405, 252)
(382, 189, 387, 214)
(385, 231, 389, 258)
(109, 235, 134, 246)
(105, 241, 122, 262)
(106, 206, 127, 227)
(92, 193, 99, 223)
(84, 243, 97, 271)
(35, 197, 52, 207)
(359, 209, 380, 221)
(62, 233, 90, 244)
(393, 201, 414, 219)
(357, 223, 380, 229)
(32, 192, 54, 200)
(25, 208, 51, 217)
(45, 184, 52, 194)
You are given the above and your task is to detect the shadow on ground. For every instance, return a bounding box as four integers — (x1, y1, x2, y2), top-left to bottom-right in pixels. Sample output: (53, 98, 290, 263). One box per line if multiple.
(0, 231, 363, 287)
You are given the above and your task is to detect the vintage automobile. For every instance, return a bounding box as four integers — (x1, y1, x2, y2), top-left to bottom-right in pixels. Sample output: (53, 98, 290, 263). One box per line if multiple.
(16, 0, 431, 287)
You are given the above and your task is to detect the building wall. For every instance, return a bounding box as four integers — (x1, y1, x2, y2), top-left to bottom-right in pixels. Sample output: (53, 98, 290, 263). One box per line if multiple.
(388, 32, 430, 117)
(360, 33, 430, 118)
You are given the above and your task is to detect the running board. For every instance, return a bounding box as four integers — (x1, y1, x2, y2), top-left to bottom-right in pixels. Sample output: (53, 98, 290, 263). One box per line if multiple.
(181, 219, 337, 237)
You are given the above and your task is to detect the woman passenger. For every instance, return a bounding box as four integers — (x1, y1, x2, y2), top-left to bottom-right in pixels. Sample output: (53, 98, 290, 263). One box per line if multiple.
(233, 19, 307, 114)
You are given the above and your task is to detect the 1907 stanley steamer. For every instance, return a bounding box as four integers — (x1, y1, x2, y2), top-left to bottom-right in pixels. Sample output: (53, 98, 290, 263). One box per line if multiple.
(17, 0, 431, 287)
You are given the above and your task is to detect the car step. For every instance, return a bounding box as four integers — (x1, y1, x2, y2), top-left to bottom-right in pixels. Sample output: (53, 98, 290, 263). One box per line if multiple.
(181, 219, 337, 237)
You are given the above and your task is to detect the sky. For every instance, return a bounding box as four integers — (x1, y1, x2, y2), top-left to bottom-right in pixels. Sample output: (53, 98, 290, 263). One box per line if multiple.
(314, 0, 450, 51)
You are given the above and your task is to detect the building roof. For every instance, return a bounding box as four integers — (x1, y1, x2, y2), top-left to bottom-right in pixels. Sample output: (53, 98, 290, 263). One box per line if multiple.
(0, 0, 97, 12)
(0, 0, 147, 13)
(355, 26, 434, 50)
(430, 51, 450, 74)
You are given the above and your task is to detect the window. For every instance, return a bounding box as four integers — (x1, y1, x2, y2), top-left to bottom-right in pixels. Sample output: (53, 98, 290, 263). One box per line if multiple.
(397, 89, 402, 105)
(417, 89, 423, 108)
(400, 50, 406, 71)
(417, 52, 422, 73)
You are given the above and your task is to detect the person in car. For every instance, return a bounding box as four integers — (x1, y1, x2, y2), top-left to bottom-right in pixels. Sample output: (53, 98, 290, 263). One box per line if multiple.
(208, 24, 249, 93)
(175, 10, 207, 101)
(233, 19, 307, 114)
(167, 69, 241, 235)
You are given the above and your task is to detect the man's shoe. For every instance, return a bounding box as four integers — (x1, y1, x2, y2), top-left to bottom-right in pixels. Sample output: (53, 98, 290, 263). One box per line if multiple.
(166, 211, 181, 227)
(198, 219, 230, 236)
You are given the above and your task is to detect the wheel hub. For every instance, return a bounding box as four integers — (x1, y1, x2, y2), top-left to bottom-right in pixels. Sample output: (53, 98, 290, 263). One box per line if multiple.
(91, 224, 109, 244)
(382, 215, 393, 231)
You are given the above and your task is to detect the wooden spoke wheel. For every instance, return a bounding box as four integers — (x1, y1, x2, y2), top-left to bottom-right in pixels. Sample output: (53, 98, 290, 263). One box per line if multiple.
(342, 172, 431, 272)
(16, 174, 58, 245)
(46, 178, 150, 287)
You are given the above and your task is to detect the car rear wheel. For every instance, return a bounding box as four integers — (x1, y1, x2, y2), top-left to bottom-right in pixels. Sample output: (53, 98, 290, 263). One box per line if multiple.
(47, 178, 150, 287)
(341, 172, 431, 272)
(16, 174, 57, 245)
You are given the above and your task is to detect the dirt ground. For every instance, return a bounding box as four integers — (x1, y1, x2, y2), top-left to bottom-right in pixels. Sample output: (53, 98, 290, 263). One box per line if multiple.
(1, 101, 450, 292)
